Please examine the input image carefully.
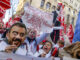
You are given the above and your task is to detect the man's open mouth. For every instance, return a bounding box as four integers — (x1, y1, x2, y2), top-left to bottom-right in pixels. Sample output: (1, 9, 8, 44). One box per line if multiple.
(44, 47, 48, 50)
(12, 39, 21, 46)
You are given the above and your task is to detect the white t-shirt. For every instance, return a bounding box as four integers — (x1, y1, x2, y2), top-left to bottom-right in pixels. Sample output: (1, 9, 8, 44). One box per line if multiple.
(0, 41, 28, 55)
(0, 41, 8, 51)
(33, 49, 51, 58)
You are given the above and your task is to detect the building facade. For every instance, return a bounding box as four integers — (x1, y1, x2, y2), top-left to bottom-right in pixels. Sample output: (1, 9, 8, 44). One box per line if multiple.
(16, 0, 80, 30)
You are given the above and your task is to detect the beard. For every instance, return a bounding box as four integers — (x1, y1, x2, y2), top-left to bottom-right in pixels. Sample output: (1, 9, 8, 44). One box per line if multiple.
(11, 38, 22, 47)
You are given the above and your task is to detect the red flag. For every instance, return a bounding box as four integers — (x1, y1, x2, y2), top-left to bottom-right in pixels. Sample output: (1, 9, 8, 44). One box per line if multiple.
(0, 7, 5, 19)
(0, 19, 5, 33)
(0, 0, 11, 28)
(59, 14, 65, 41)
(0, 0, 11, 10)
(57, 3, 65, 41)
(58, 3, 62, 7)
(64, 24, 67, 34)
(0, 0, 10, 21)
(6, 16, 21, 28)
(67, 24, 74, 43)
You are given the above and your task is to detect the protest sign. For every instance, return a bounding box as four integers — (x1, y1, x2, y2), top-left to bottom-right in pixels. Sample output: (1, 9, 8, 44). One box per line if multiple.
(22, 5, 53, 33)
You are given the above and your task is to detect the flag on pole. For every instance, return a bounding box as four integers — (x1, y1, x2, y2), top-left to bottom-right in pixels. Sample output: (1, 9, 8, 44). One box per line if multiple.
(72, 12, 80, 43)
(57, 3, 65, 41)
(67, 24, 74, 43)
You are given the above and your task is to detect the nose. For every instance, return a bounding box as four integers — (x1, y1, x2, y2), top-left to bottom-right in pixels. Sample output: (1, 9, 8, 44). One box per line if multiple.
(16, 34, 21, 39)
(44, 45, 47, 47)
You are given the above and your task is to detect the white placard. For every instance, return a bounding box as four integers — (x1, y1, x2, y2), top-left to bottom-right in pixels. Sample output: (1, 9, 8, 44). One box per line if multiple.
(22, 5, 53, 33)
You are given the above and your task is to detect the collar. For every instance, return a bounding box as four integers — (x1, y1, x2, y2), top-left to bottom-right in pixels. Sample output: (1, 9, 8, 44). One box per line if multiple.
(27, 37, 35, 43)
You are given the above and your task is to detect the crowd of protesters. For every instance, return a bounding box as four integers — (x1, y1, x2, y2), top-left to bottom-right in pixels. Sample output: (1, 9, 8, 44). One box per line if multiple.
(0, 3, 80, 60)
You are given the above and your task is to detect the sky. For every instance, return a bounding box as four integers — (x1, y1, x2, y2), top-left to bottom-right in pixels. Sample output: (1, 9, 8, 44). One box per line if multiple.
(3, 0, 19, 23)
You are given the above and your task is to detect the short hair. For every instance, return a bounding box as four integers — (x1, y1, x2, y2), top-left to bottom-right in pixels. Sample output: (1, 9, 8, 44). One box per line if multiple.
(58, 40, 64, 45)
(9, 22, 27, 34)
(44, 40, 53, 48)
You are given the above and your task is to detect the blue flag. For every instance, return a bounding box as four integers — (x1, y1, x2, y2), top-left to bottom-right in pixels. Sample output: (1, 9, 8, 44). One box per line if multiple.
(72, 12, 80, 43)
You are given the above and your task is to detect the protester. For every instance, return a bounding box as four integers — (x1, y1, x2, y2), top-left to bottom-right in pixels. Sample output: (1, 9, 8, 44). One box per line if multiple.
(52, 3, 62, 24)
(24, 28, 50, 56)
(54, 40, 64, 49)
(33, 41, 53, 58)
(0, 22, 27, 54)
(62, 31, 71, 47)
(50, 3, 61, 44)
(0, 22, 5, 38)
(39, 40, 46, 49)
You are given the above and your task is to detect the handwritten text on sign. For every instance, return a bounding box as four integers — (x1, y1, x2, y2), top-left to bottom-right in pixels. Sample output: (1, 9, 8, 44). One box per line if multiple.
(22, 5, 53, 33)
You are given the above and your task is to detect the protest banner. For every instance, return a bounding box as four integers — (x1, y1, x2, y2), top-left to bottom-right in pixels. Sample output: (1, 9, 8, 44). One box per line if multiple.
(0, 52, 59, 60)
(22, 5, 53, 33)
(0, 52, 79, 60)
